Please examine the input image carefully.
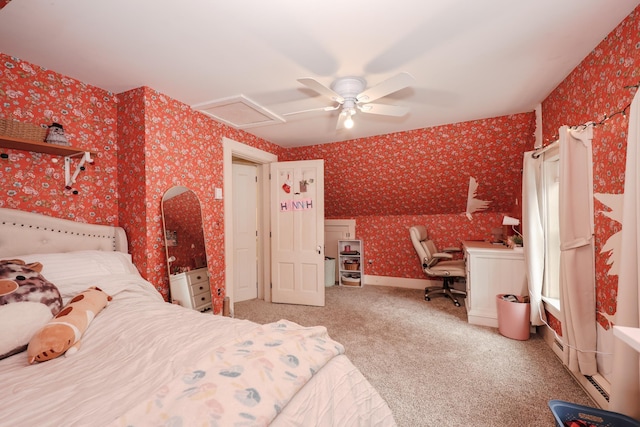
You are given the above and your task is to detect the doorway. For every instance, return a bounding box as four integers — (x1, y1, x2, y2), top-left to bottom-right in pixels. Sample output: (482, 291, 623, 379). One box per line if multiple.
(223, 138, 277, 314)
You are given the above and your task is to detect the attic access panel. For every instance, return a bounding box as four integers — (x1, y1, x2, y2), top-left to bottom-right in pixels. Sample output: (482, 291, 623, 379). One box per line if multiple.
(193, 95, 285, 129)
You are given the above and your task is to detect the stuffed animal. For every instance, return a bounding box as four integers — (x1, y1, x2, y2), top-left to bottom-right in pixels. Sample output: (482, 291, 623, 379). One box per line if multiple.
(27, 286, 112, 364)
(0, 259, 62, 315)
(0, 259, 63, 360)
(45, 122, 69, 146)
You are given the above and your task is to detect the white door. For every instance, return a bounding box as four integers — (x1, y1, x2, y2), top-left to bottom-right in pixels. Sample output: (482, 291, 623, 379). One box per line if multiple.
(271, 160, 325, 306)
(233, 162, 258, 302)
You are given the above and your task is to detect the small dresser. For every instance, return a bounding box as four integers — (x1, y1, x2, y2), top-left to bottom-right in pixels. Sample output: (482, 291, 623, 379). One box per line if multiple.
(169, 267, 212, 312)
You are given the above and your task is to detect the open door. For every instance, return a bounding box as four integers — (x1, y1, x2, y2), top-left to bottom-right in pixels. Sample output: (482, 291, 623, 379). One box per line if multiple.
(233, 162, 258, 302)
(270, 160, 325, 306)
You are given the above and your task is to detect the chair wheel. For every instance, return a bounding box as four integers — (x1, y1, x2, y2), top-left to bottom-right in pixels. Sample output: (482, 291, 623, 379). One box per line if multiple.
(425, 296, 431, 301)
(454, 301, 461, 307)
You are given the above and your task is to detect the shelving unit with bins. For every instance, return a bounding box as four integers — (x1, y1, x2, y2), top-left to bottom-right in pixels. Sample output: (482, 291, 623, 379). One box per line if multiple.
(338, 239, 363, 287)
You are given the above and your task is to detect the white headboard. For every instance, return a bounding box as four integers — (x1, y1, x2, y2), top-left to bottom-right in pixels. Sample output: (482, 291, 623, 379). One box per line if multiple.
(0, 208, 128, 258)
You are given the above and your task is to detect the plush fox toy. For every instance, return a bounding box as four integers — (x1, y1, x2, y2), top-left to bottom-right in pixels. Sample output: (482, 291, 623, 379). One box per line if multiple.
(27, 286, 112, 364)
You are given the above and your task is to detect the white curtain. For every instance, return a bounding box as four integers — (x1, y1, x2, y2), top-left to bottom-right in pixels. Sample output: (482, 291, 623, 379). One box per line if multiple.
(522, 151, 547, 326)
(558, 125, 597, 375)
(609, 89, 640, 419)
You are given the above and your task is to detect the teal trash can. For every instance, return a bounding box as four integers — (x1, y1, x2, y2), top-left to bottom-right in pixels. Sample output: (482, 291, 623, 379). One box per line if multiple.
(324, 257, 336, 287)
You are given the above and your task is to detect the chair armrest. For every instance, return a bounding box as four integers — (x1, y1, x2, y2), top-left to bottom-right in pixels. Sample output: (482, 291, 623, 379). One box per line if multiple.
(442, 247, 461, 253)
(423, 257, 438, 268)
(433, 252, 453, 259)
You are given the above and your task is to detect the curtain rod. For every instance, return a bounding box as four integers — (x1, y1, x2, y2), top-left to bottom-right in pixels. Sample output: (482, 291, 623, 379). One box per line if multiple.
(532, 139, 559, 158)
(537, 82, 639, 151)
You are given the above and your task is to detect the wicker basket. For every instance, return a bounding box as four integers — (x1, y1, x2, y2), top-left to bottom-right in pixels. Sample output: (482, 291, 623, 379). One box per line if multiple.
(343, 262, 360, 270)
(0, 118, 48, 142)
(341, 275, 361, 286)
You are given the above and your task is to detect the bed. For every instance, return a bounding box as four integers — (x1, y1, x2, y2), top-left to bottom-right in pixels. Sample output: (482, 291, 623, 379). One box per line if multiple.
(0, 208, 396, 426)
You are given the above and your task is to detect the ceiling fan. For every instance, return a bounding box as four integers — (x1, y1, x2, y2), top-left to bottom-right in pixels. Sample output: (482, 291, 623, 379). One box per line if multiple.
(284, 72, 415, 129)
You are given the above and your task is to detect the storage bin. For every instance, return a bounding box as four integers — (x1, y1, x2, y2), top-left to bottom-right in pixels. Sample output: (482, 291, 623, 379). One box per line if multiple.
(0, 118, 47, 142)
(496, 294, 530, 340)
(341, 274, 361, 286)
(343, 260, 360, 270)
(324, 257, 336, 287)
(548, 400, 640, 427)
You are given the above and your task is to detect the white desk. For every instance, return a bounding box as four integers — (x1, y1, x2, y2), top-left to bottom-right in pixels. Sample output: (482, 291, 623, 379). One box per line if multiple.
(462, 241, 528, 327)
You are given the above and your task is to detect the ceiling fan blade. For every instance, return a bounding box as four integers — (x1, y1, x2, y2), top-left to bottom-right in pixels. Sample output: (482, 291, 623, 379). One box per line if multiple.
(282, 104, 340, 116)
(297, 78, 344, 103)
(356, 72, 415, 103)
(358, 103, 410, 117)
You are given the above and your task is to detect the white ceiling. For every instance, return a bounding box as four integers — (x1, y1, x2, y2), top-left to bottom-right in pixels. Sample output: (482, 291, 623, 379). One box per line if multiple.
(1, 0, 638, 148)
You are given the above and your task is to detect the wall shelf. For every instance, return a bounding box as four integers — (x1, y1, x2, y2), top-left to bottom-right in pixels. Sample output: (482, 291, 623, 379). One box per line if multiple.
(0, 135, 97, 191)
(0, 135, 94, 157)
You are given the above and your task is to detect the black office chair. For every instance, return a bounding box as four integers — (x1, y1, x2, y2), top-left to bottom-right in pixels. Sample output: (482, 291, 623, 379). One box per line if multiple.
(409, 225, 466, 307)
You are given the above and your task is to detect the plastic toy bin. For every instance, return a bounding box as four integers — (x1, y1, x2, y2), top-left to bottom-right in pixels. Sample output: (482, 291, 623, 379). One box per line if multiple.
(324, 257, 336, 287)
(548, 400, 640, 427)
(496, 294, 530, 340)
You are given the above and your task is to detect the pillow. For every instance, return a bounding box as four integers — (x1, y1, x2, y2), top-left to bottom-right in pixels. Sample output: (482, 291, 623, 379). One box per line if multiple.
(13, 251, 138, 284)
(27, 286, 112, 364)
(0, 259, 63, 360)
(12, 251, 139, 299)
(0, 302, 52, 359)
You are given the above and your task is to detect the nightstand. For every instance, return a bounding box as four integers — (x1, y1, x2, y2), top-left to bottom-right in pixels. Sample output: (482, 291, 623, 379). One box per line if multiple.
(169, 267, 212, 312)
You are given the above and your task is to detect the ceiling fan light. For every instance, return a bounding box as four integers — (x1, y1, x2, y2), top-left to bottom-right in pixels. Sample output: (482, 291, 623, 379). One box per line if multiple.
(344, 115, 354, 129)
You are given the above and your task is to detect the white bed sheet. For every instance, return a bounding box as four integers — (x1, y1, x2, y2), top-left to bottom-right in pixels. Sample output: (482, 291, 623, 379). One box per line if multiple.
(0, 272, 395, 426)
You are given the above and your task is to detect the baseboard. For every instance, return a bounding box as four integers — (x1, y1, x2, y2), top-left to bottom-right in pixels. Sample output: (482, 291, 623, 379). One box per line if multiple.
(364, 275, 467, 292)
(540, 325, 564, 359)
(540, 326, 610, 410)
(363, 275, 439, 289)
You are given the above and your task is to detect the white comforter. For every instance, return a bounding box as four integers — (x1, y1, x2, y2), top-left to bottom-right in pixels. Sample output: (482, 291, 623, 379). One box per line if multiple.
(0, 273, 395, 426)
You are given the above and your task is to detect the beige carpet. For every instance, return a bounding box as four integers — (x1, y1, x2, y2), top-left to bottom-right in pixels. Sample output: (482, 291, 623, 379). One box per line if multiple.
(234, 285, 595, 427)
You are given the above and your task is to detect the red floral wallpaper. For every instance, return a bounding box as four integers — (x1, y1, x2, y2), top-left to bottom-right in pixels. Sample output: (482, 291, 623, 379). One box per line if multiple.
(354, 212, 506, 278)
(2, 4, 638, 319)
(116, 88, 147, 275)
(0, 55, 282, 314)
(542, 7, 640, 331)
(283, 114, 533, 217)
(0, 53, 540, 294)
(0, 53, 118, 223)
(546, 312, 562, 338)
(283, 113, 534, 279)
(116, 86, 283, 313)
(163, 190, 207, 273)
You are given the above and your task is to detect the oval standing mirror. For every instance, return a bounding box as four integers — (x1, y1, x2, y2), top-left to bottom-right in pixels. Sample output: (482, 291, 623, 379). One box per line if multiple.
(162, 186, 211, 312)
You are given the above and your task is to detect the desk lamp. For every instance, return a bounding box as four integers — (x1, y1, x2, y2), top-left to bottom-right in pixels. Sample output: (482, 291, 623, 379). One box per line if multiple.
(502, 216, 522, 237)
